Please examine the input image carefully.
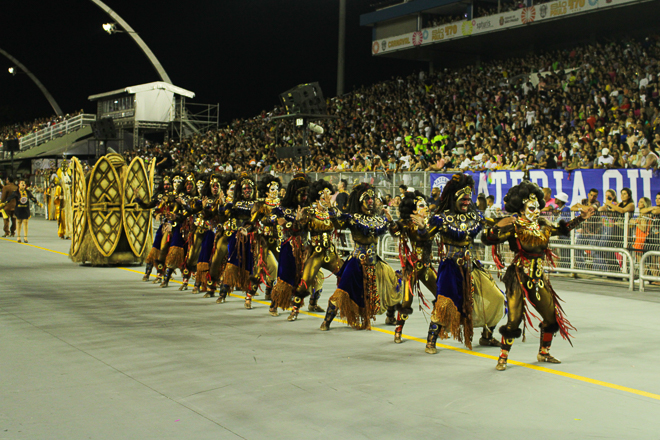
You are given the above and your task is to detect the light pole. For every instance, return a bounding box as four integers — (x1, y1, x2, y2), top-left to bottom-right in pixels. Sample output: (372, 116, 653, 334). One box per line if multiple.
(0, 47, 63, 117)
(337, 0, 346, 97)
(90, 0, 172, 84)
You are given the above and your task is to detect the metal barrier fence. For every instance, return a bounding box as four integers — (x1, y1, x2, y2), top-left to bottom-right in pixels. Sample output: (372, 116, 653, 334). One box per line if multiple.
(21, 165, 660, 291)
(338, 210, 653, 292)
(16, 113, 96, 152)
(639, 251, 660, 292)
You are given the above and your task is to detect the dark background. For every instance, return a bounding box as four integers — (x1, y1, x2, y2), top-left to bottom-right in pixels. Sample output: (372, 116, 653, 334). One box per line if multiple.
(0, 0, 424, 126)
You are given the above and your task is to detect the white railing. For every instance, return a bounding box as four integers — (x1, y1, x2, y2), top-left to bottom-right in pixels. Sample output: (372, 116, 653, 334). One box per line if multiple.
(19, 114, 96, 151)
(638, 251, 660, 292)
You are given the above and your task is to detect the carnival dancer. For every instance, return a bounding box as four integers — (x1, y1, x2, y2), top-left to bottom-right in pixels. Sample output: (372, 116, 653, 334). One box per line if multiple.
(138, 172, 189, 287)
(219, 173, 259, 309)
(482, 181, 594, 371)
(138, 175, 174, 282)
(1, 177, 17, 237)
(250, 175, 282, 302)
(54, 161, 73, 240)
(424, 174, 505, 354)
(0, 179, 43, 243)
(159, 172, 197, 288)
(188, 174, 223, 294)
(179, 174, 216, 291)
(388, 191, 438, 343)
(320, 183, 401, 331)
(44, 182, 56, 220)
(286, 179, 344, 322)
(268, 174, 321, 317)
(205, 173, 237, 300)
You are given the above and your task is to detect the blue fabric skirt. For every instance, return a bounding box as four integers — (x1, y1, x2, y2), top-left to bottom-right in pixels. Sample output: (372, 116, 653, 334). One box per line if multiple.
(228, 232, 253, 273)
(277, 240, 297, 286)
(197, 230, 215, 264)
(152, 224, 164, 249)
(436, 258, 466, 317)
(336, 257, 365, 308)
(170, 224, 186, 248)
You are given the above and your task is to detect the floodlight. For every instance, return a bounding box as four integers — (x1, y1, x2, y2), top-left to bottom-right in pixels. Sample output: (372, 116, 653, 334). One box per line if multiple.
(103, 23, 117, 34)
(8, 67, 15, 75)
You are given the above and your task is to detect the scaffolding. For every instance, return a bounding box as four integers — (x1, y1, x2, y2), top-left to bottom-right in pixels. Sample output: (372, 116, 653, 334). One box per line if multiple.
(170, 97, 220, 141)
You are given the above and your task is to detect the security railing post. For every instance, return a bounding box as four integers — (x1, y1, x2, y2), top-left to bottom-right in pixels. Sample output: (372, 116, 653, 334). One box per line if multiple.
(570, 211, 575, 270)
(623, 212, 630, 276)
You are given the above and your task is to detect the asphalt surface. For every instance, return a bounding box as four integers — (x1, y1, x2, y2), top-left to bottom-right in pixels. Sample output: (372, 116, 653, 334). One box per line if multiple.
(1, 218, 659, 440)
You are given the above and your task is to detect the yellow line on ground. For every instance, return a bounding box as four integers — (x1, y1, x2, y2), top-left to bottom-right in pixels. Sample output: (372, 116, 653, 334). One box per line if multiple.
(6, 237, 660, 402)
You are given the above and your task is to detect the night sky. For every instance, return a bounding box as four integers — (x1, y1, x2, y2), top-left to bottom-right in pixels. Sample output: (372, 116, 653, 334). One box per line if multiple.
(0, 0, 424, 127)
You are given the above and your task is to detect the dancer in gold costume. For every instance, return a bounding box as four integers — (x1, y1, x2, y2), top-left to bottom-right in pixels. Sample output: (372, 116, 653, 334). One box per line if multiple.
(482, 181, 594, 371)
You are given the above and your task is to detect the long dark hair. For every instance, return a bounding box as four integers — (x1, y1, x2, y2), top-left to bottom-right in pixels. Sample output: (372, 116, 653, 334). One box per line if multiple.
(308, 179, 335, 203)
(503, 180, 546, 213)
(232, 173, 256, 202)
(435, 173, 475, 214)
(257, 174, 281, 200)
(281, 173, 310, 209)
(347, 183, 373, 214)
(399, 190, 426, 220)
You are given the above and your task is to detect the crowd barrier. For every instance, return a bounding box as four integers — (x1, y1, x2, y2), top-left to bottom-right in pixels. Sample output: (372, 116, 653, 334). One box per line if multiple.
(24, 170, 660, 291)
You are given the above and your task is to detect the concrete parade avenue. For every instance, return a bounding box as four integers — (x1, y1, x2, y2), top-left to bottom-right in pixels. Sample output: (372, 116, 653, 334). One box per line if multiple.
(0, 218, 659, 440)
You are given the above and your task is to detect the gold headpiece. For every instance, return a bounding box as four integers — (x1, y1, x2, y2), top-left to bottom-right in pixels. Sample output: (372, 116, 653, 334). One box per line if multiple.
(522, 194, 538, 205)
(455, 187, 472, 198)
(359, 189, 375, 202)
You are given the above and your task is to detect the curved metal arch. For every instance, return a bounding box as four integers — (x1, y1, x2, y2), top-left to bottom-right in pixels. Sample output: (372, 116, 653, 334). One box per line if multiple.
(90, 0, 172, 84)
(0, 47, 63, 117)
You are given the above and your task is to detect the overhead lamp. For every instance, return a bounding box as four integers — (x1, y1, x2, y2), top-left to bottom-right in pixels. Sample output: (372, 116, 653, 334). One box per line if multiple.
(8, 67, 15, 75)
(103, 23, 118, 34)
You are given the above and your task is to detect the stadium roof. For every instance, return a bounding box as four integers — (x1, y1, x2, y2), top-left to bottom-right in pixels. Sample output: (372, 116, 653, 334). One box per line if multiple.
(88, 82, 195, 101)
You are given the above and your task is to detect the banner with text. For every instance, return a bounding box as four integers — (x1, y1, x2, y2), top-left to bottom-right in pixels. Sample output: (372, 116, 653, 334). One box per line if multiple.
(372, 0, 639, 55)
(430, 169, 660, 208)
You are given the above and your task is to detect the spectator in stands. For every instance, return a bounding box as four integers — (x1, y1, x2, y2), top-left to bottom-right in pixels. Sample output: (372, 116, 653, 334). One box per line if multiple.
(596, 148, 614, 168)
(427, 187, 441, 211)
(641, 145, 658, 169)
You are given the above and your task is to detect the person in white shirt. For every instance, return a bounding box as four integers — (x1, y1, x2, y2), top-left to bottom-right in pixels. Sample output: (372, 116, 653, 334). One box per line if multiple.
(458, 154, 472, 170)
(596, 148, 614, 168)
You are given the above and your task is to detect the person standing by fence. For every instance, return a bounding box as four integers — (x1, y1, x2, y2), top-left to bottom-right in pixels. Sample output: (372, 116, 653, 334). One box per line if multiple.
(1, 177, 17, 237)
(571, 189, 601, 270)
(631, 197, 652, 262)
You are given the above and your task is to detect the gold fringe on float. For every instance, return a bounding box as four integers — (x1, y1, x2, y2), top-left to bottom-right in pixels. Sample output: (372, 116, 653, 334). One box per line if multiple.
(431, 296, 473, 349)
(223, 262, 251, 291)
(271, 277, 294, 310)
(165, 246, 186, 269)
(146, 247, 159, 265)
(330, 289, 370, 330)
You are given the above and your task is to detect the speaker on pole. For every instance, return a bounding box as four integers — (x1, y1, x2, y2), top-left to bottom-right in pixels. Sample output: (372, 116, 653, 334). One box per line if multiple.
(91, 118, 117, 139)
(279, 82, 327, 115)
(4, 139, 19, 152)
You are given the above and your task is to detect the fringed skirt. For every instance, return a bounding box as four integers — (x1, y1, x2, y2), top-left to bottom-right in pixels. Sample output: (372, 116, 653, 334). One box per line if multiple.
(165, 224, 186, 269)
(433, 259, 505, 349)
(223, 232, 253, 291)
(146, 224, 164, 265)
(271, 238, 305, 309)
(329, 257, 400, 330)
